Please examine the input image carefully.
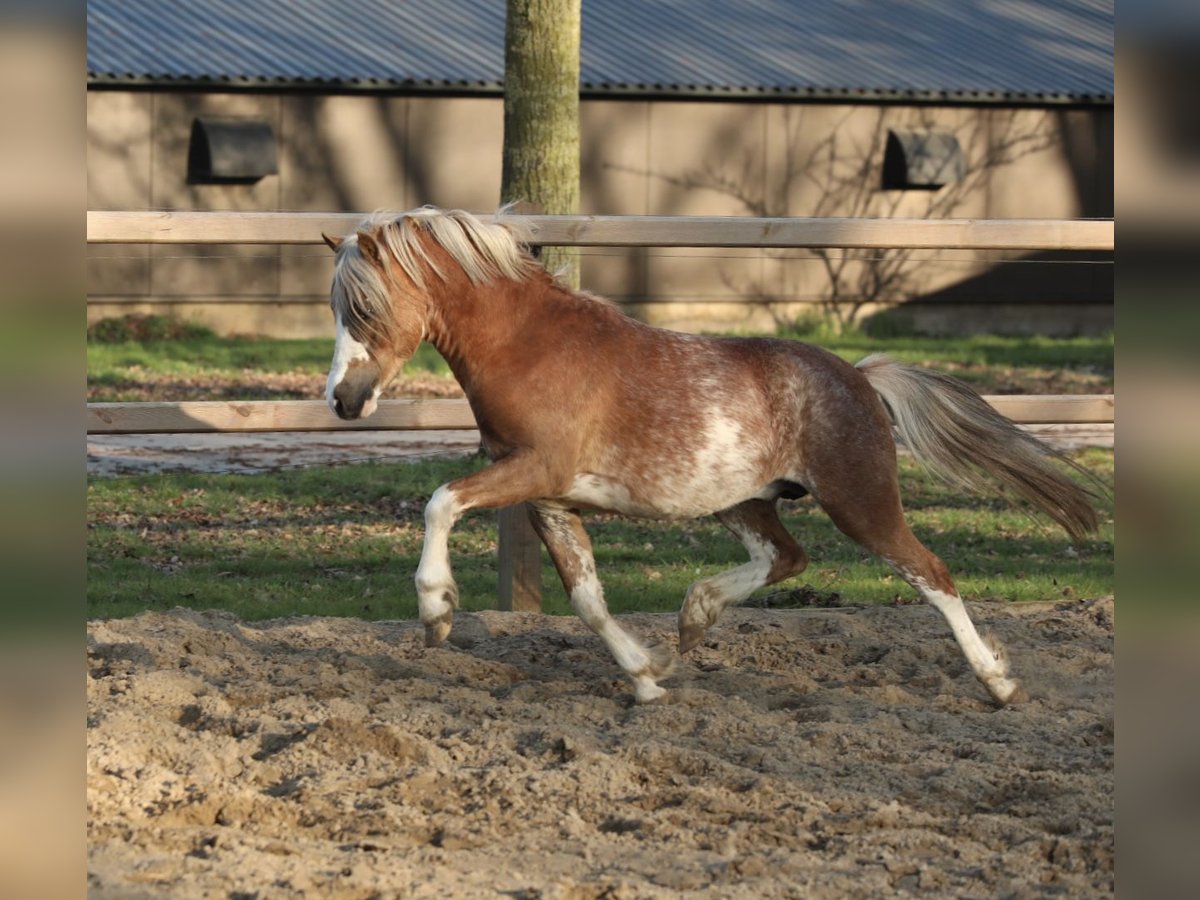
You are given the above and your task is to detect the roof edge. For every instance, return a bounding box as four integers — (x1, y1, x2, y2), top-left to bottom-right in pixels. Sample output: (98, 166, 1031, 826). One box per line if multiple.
(85, 74, 1113, 107)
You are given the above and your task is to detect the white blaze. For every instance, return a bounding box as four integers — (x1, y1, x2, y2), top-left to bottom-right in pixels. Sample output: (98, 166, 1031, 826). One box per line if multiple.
(326, 313, 372, 412)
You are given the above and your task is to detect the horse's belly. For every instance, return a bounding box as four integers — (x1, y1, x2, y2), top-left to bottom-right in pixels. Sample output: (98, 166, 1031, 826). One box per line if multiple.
(560, 470, 765, 519)
(561, 405, 784, 518)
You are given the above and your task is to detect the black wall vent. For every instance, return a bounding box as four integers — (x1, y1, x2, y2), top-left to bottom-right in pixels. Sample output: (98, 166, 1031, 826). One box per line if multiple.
(188, 118, 278, 184)
(882, 129, 965, 190)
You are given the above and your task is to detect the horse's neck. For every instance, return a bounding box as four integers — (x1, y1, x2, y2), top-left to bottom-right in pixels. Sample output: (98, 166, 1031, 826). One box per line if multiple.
(424, 273, 557, 392)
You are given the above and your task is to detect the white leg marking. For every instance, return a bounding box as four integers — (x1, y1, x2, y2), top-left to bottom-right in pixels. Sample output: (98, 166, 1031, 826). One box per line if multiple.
(681, 531, 777, 636)
(566, 545, 667, 703)
(326, 313, 371, 411)
(919, 582, 1020, 704)
(415, 485, 464, 626)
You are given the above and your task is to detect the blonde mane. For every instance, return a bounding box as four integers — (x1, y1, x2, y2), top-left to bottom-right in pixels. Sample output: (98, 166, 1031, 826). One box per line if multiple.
(331, 206, 538, 340)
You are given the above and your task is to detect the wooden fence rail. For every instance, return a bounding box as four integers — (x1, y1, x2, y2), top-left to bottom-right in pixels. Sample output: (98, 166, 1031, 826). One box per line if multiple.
(87, 211, 1114, 251)
(86, 395, 1115, 435)
(87, 210, 1114, 612)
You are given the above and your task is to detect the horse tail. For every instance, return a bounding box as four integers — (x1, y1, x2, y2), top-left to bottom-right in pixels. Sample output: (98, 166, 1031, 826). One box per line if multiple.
(855, 353, 1099, 541)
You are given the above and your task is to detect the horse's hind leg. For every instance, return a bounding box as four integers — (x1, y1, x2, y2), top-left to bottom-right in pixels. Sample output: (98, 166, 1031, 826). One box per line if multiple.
(528, 505, 674, 703)
(814, 470, 1023, 705)
(678, 499, 809, 653)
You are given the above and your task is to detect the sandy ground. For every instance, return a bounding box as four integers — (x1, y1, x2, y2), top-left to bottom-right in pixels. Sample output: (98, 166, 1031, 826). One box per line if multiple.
(86, 424, 1109, 478)
(87, 598, 1113, 898)
(86, 408, 1114, 896)
(86, 431, 483, 476)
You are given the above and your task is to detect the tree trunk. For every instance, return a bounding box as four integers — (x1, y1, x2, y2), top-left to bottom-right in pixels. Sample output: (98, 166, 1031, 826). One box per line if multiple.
(497, 0, 581, 613)
(501, 0, 581, 289)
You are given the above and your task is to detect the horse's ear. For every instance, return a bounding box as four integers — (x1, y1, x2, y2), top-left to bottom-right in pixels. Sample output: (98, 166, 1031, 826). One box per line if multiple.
(322, 233, 343, 252)
(356, 230, 383, 267)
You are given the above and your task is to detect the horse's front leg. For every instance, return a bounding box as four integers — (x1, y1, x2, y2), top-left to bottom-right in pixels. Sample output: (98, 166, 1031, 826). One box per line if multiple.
(416, 453, 552, 647)
(528, 505, 674, 703)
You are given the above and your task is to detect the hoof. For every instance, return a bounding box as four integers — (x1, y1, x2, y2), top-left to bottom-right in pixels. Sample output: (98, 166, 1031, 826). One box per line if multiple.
(986, 676, 1026, 706)
(678, 622, 708, 655)
(424, 614, 453, 648)
(979, 633, 1023, 705)
(634, 679, 667, 704)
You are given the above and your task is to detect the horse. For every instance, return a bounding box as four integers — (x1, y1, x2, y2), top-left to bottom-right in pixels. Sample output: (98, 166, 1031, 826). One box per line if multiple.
(321, 206, 1099, 706)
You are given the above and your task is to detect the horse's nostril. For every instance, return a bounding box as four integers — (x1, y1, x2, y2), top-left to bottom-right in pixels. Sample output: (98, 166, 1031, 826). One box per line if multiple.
(334, 397, 345, 417)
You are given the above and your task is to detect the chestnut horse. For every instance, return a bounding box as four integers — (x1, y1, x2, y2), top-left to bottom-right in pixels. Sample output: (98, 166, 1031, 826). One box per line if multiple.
(322, 207, 1097, 706)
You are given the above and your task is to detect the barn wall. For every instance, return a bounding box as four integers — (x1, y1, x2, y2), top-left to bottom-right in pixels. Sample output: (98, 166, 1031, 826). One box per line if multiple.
(87, 90, 1112, 337)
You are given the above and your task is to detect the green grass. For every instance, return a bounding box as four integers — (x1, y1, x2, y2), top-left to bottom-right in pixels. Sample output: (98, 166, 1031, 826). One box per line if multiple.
(87, 335, 451, 379)
(790, 331, 1111, 371)
(86, 318, 1112, 401)
(776, 328, 1113, 391)
(87, 450, 1114, 622)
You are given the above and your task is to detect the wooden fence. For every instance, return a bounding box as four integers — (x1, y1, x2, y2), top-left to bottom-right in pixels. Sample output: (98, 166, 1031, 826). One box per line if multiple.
(88, 211, 1113, 250)
(87, 211, 1115, 610)
(86, 395, 1114, 434)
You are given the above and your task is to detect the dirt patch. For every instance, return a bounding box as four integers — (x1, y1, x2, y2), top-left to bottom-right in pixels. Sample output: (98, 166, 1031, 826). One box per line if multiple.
(85, 425, 1107, 478)
(915, 361, 1112, 397)
(87, 598, 1113, 897)
(88, 370, 465, 404)
(86, 430, 482, 476)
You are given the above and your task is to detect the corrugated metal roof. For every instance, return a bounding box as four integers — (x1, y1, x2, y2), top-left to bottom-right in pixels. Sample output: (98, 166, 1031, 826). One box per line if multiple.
(86, 0, 1112, 104)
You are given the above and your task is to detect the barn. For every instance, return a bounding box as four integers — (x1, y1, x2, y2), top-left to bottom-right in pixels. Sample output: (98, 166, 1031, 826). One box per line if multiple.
(86, 0, 1113, 337)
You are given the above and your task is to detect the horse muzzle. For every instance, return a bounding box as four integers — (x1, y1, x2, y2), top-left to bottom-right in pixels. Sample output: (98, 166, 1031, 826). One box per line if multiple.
(330, 362, 380, 420)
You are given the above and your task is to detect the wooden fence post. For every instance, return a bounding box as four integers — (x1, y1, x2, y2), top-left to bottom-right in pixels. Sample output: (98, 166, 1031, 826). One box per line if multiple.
(497, 504, 543, 611)
(493, 201, 553, 612)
